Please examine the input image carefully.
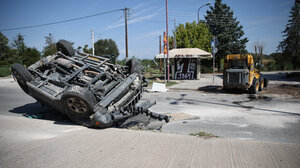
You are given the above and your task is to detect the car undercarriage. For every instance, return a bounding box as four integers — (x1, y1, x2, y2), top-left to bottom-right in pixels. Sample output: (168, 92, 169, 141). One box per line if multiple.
(11, 40, 170, 128)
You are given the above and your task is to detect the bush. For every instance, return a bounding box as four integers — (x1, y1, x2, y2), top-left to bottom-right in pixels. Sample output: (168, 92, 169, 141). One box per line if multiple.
(202, 67, 213, 73)
(0, 65, 12, 77)
(283, 63, 294, 70)
(145, 67, 160, 74)
(266, 60, 279, 71)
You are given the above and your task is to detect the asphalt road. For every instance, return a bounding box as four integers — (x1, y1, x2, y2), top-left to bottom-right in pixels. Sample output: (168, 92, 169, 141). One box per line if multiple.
(0, 73, 300, 168)
(146, 72, 300, 143)
(0, 74, 300, 143)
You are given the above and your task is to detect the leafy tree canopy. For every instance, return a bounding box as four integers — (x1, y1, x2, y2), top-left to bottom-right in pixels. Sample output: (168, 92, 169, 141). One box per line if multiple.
(0, 32, 9, 64)
(170, 21, 212, 52)
(83, 44, 92, 54)
(42, 33, 57, 57)
(94, 39, 119, 58)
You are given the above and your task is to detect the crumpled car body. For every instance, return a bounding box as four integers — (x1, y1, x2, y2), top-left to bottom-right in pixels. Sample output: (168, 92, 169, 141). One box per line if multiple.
(11, 40, 148, 128)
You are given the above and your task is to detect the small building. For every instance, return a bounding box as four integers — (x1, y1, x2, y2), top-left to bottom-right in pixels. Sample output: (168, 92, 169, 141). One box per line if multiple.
(155, 48, 212, 80)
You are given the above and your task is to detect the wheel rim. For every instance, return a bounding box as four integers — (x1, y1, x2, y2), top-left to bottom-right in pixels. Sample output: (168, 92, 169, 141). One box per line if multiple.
(66, 98, 88, 113)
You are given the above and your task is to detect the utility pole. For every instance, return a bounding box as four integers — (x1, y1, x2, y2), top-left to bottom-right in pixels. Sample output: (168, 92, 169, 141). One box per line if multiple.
(174, 19, 177, 48)
(159, 35, 162, 72)
(159, 35, 162, 54)
(124, 7, 129, 58)
(166, 0, 170, 81)
(91, 29, 95, 55)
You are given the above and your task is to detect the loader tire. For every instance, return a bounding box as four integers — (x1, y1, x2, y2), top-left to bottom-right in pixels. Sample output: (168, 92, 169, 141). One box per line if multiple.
(249, 78, 259, 94)
(11, 63, 32, 94)
(62, 86, 97, 127)
(264, 78, 269, 87)
(56, 39, 75, 56)
(259, 77, 264, 91)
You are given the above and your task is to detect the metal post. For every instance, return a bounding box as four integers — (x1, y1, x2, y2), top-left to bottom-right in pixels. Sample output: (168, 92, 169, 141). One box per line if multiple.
(213, 36, 215, 84)
(159, 35, 162, 72)
(164, 53, 166, 84)
(174, 19, 177, 48)
(197, 2, 211, 23)
(125, 7, 128, 58)
(166, 0, 170, 81)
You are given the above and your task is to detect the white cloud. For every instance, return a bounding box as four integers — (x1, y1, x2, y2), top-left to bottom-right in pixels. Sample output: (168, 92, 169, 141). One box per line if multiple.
(105, 2, 162, 30)
(133, 29, 165, 40)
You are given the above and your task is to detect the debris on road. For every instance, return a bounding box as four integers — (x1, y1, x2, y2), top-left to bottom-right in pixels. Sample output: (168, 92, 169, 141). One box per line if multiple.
(151, 82, 168, 92)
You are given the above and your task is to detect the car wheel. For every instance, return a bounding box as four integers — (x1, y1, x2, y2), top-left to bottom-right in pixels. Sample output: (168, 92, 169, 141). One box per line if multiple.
(249, 78, 259, 94)
(11, 63, 32, 94)
(62, 86, 97, 127)
(56, 39, 75, 56)
(126, 58, 144, 75)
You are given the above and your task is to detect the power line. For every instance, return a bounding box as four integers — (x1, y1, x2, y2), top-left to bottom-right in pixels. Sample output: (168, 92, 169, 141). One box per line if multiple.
(0, 9, 123, 32)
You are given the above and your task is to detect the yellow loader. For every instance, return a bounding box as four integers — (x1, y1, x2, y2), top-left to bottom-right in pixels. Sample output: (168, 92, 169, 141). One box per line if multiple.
(223, 54, 268, 94)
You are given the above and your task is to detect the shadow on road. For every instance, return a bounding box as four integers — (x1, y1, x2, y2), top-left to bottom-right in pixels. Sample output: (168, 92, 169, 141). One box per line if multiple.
(9, 102, 75, 126)
(197, 85, 249, 94)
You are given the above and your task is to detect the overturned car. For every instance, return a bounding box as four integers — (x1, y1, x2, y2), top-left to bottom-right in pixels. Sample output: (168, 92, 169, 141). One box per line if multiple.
(11, 40, 169, 128)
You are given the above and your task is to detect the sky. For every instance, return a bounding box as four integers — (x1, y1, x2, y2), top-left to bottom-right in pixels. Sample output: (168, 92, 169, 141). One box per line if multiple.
(0, 0, 295, 60)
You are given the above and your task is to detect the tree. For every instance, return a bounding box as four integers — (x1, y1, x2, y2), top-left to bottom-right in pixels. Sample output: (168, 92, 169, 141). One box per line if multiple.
(170, 21, 212, 51)
(94, 39, 119, 58)
(205, 0, 248, 69)
(0, 32, 10, 65)
(23, 47, 41, 67)
(253, 41, 266, 66)
(42, 33, 57, 57)
(83, 44, 92, 54)
(277, 0, 300, 69)
(11, 34, 26, 64)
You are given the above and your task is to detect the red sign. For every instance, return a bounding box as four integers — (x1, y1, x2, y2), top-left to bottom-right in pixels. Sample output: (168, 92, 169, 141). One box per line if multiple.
(163, 32, 167, 43)
(164, 44, 167, 54)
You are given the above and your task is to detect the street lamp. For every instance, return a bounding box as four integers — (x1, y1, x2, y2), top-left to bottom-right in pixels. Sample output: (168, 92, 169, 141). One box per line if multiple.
(197, 2, 211, 23)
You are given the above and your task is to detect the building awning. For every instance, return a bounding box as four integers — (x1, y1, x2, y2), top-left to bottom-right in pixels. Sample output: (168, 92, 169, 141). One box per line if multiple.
(155, 48, 212, 59)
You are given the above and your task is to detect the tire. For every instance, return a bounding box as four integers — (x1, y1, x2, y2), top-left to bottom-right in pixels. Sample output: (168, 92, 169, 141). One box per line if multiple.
(61, 86, 97, 127)
(249, 78, 259, 94)
(264, 78, 269, 87)
(259, 77, 264, 91)
(56, 39, 75, 56)
(11, 63, 32, 94)
(223, 87, 231, 93)
(126, 58, 144, 75)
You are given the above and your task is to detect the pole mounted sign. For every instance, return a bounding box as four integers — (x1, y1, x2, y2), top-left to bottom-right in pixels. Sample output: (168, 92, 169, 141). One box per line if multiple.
(164, 44, 167, 54)
(163, 32, 168, 43)
(163, 32, 167, 84)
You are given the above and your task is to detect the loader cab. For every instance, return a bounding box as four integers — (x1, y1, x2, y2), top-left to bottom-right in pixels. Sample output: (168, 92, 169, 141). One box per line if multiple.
(223, 54, 254, 90)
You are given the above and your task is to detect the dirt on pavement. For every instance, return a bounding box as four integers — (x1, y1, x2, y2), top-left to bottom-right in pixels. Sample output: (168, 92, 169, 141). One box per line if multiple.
(262, 84, 300, 98)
